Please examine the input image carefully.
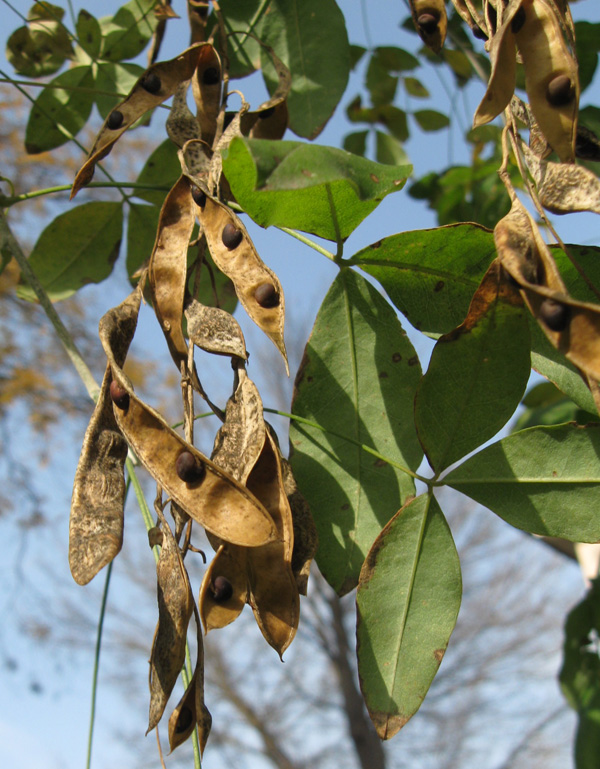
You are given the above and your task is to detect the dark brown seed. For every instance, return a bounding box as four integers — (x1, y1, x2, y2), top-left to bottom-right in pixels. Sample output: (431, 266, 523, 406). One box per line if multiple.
(191, 186, 207, 207)
(417, 13, 439, 35)
(511, 6, 526, 34)
(109, 380, 129, 410)
(141, 73, 161, 94)
(254, 282, 280, 308)
(175, 451, 206, 484)
(539, 298, 571, 331)
(576, 125, 600, 162)
(222, 223, 243, 250)
(202, 66, 220, 86)
(175, 706, 194, 734)
(107, 110, 124, 130)
(212, 576, 233, 602)
(259, 106, 275, 120)
(546, 75, 575, 107)
(472, 25, 488, 40)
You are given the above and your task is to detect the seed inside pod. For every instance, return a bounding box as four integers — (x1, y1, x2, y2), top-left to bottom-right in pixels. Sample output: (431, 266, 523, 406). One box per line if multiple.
(259, 106, 275, 120)
(175, 706, 194, 734)
(202, 66, 220, 85)
(417, 13, 439, 34)
(109, 380, 129, 410)
(539, 298, 571, 332)
(546, 75, 575, 107)
(107, 110, 124, 130)
(141, 73, 161, 94)
(254, 282, 280, 308)
(211, 576, 233, 602)
(472, 25, 487, 40)
(175, 450, 206, 485)
(221, 222, 243, 250)
(191, 185, 207, 207)
(511, 7, 526, 34)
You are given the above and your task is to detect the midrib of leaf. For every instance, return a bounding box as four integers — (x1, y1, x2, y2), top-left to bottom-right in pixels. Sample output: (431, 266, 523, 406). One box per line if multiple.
(352, 256, 486, 287)
(448, 476, 600, 485)
(290, 0, 314, 130)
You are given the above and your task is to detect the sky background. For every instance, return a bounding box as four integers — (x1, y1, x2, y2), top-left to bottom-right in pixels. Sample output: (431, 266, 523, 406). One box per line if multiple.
(1, 1, 600, 768)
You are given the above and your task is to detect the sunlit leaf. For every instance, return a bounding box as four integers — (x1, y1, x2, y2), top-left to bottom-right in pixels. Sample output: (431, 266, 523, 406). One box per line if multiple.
(99, 0, 158, 62)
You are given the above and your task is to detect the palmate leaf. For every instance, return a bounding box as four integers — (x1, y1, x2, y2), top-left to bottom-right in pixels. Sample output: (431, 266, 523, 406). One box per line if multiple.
(356, 493, 461, 740)
(445, 423, 600, 541)
(289, 269, 423, 595)
(222, 137, 411, 241)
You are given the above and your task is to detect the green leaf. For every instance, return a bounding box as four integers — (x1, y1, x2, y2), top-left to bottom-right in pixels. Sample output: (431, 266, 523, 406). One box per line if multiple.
(208, 0, 264, 78)
(514, 382, 598, 432)
(403, 76, 429, 98)
(95, 61, 145, 119)
(445, 424, 600, 541)
(7, 12, 73, 78)
(347, 99, 409, 142)
(99, 0, 157, 62)
(575, 22, 600, 93)
(560, 578, 600, 713)
(356, 493, 462, 740)
(290, 269, 423, 595)
(260, 0, 350, 139)
(126, 202, 158, 279)
(17, 202, 123, 301)
(76, 9, 102, 58)
(415, 282, 531, 472)
(375, 131, 409, 166)
(366, 53, 398, 107)
(222, 137, 411, 241)
(351, 223, 496, 335)
(343, 130, 368, 157)
(413, 109, 450, 132)
(134, 139, 180, 206)
(25, 65, 95, 153)
(350, 44, 367, 70)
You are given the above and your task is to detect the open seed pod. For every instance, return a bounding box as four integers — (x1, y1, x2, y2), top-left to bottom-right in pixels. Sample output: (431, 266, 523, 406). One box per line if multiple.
(409, 0, 447, 53)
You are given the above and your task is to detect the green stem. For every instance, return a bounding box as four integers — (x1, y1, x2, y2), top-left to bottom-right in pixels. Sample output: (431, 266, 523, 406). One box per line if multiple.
(0, 182, 173, 207)
(183, 644, 202, 767)
(263, 407, 430, 485)
(0, 78, 130, 98)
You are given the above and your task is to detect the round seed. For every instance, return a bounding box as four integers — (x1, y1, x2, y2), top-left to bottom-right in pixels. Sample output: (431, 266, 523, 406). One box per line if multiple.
(254, 282, 280, 308)
(221, 222, 243, 250)
(539, 298, 571, 332)
(546, 75, 575, 107)
(417, 13, 439, 35)
(259, 106, 275, 120)
(107, 110, 124, 130)
(510, 6, 526, 34)
(175, 451, 206, 484)
(109, 380, 129, 410)
(191, 185, 207, 207)
(141, 73, 161, 94)
(175, 706, 194, 734)
(202, 66, 220, 85)
(211, 576, 233, 603)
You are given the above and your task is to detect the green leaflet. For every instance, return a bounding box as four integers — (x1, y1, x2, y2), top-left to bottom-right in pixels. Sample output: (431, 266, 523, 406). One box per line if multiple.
(76, 10, 102, 58)
(99, 0, 158, 62)
(95, 61, 145, 119)
(413, 109, 450, 132)
(445, 424, 600, 541)
(289, 269, 423, 595)
(7, 5, 73, 78)
(415, 281, 531, 473)
(576, 22, 600, 93)
(259, 0, 350, 139)
(134, 138, 180, 207)
(356, 493, 462, 740)
(25, 65, 95, 154)
(207, 0, 264, 79)
(18, 202, 123, 302)
(126, 202, 159, 279)
(222, 137, 411, 241)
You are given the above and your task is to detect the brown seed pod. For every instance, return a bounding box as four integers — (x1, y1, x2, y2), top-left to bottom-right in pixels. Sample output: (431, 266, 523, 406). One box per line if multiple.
(190, 185, 206, 207)
(199, 544, 248, 632)
(281, 456, 318, 596)
(254, 282, 280, 308)
(539, 298, 570, 331)
(175, 451, 206, 485)
(191, 43, 222, 147)
(141, 73, 162, 94)
(185, 298, 247, 359)
(409, 0, 447, 53)
(106, 110, 124, 130)
(211, 575, 233, 602)
(109, 379, 129, 410)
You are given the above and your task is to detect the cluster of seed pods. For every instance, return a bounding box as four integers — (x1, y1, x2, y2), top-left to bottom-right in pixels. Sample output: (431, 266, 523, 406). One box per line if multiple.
(68, 22, 316, 756)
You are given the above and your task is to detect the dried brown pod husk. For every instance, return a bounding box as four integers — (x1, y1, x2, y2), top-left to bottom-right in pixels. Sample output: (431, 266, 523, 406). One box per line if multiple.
(148, 517, 194, 733)
(195, 196, 288, 371)
(71, 44, 210, 197)
(184, 297, 247, 358)
(409, 0, 448, 53)
(166, 81, 201, 149)
(149, 176, 197, 374)
(281, 455, 317, 596)
(69, 365, 129, 585)
(514, 0, 579, 162)
(199, 543, 248, 631)
(191, 43, 222, 147)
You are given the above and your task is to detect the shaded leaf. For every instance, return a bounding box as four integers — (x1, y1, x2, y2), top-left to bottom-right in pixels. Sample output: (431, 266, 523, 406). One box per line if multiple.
(100, 0, 158, 62)
(375, 131, 409, 166)
(575, 22, 600, 93)
(356, 494, 461, 740)
(403, 76, 429, 98)
(290, 269, 423, 595)
(222, 137, 411, 241)
(7, 12, 73, 78)
(135, 138, 181, 206)
(76, 10, 101, 58)
(343, 130, 368, 157)
(445, 423, 600, 541)
(126, 202, 160, 279)
(413, 109, 450, 132)
(207, 0, 263, 78)
(17, 202, 123, 302)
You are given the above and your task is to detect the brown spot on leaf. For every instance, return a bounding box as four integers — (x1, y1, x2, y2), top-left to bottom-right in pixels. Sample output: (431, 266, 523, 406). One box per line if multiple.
(371, 240, 382, 249)
(369, 710, 410, 741)
(301, 169, 314, 178)
(408, 355, 419, 366)
(392, 352, 402, 363)
(434, 280, 445, 292)
(341, 503, 350, 510)
(379, 371, 389, 378)
(434, 648, 445, 663)
(374, 458, 387, 468)
(370, 173, 380, 183)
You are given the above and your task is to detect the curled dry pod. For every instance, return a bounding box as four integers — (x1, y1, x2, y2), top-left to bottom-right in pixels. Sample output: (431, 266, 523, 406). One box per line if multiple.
(69, 365, 128, 586)
(473, 0, 524, 128)
(166, 81, 201, 152)
(191, 43, 222, 147)
(199, 544, 248, 632)
(149, 176, 196, 375)
(147, 518, 194, 733)
(281, 455, 317, 596)
(514, 0, 579, 162)
(239, 42, 291, 140)
(71, 43, 211, 198)
(409, 0, 447, 53)
(195, 196, 288, 372)
(184, 297, 247, 359)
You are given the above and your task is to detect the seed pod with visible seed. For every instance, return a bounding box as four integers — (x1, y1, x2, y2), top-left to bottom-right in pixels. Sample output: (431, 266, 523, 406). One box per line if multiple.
(191, 185, 206, 207)
(176, 451, 206, 485)
(255, 282, 279, 308)
(211, 576, 233, 602)
(417, 13, 438, 34)
(202, 67, 219, 85)
(109, 380, 129, 410)
(141, 73, 161, 94)
(107, 110, 124, 130)
(409, 0, 447, 53)
(222, 223, 243, 250)
(539, 298, 570, 331)
(546, 74, 575, 107)
(259, 106, 275, 120)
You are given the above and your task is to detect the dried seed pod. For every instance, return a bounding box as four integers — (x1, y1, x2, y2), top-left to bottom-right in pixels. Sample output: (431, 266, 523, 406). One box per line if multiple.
(175, 451, 206, 485)
(197, 196, 288, 372)
(109, 379, 129, 410)
(254, 282, 280, 308)
(147, 519, 194, 733)
(221, 222, 243, 249)
(190, 185, 206, 207)
(539, 297, 570, 331)
(106, 110, 124, 130)
(185, 298, 247, 359)
(199, 544, 248, 632)
(515, 0, 579, 162)
(281, 455, 317, 596)
(211, 575, 233, 602)
(71, 43, 210, 198)
(167, 656, 212, 754)
(409, 0, 447, 53)
(191, 44, 222, 146)
(166, 82, 202, 154)
(141, 73, 162, 94)
(239, 44, 291, 140)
